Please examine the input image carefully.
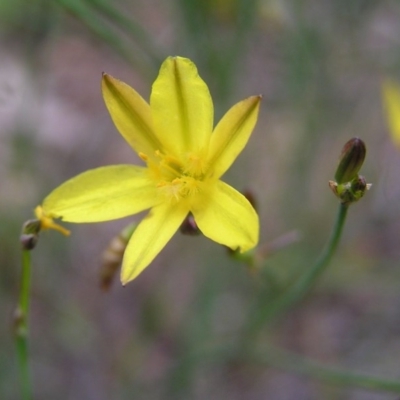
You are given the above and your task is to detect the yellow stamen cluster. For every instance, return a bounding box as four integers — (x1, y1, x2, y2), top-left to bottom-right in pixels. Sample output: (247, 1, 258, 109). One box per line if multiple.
(143, 150, 206, 202)
(184, 152, 208, 176)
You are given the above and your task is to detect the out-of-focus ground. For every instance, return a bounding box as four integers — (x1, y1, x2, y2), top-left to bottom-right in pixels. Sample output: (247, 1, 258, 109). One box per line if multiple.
(2, 1, 400, 399)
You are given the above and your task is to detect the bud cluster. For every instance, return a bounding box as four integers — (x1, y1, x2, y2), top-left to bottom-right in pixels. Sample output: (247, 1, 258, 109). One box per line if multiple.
(329, 138, 371, 205)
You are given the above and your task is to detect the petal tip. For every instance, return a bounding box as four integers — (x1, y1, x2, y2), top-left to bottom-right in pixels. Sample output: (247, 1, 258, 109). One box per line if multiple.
(120, 257, 143, 285)
(120, 268, 137, 286)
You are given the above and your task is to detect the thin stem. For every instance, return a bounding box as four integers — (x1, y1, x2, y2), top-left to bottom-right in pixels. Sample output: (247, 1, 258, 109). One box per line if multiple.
(86, 0, 163, 65)
(54, 0, 157, 78)
(248, 345, 400, 394)
(14, 249, 32, 400)
(268, 202, 348, 318)
(245, 202, 349, 337)
(174, 341, 400, 395)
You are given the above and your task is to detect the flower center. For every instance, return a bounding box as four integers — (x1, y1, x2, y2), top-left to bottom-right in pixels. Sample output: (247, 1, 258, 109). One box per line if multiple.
(141, 150, 207, 201)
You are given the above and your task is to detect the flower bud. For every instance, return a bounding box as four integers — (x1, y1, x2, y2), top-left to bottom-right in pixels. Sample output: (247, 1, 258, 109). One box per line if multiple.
(100, 223, 136, 290)
(349, 175, 372, 202)
(334, 138, 366, 184)
(20, 233, 39, 250)
(20, 219, 41, 250)
(22, 219, 41, 235)
(179, 213, 201, 236)
(330, 138, 371, 205)
(329, 176, 372, 205)
(242, 190, 258, 212)
(12, 307, 26, 336)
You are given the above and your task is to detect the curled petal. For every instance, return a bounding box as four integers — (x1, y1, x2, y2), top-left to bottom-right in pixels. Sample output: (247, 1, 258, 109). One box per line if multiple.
(121, 202, 188, 284)
(207, 95, 261, 179)
(43, 165, 160, 222)
(191, 180, 258, 252)
(151, 57, 213, 157)
(102, 74, 163, 157)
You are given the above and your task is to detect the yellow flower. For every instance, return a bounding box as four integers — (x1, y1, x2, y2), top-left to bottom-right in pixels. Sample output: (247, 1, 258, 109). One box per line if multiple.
(382, 78, 400, 148)
(37, 56, 261, 284)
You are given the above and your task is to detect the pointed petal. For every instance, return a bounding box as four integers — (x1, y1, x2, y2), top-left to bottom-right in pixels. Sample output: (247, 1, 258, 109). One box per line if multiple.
(191, 180, 258, 252)
(382, 79, 400, 148)
(102, 74, 164, 156)
(121, 202, 188, 284)
(42, 165, 160, 222)
(150, 57, 213, 157)
(207, 95, 261, 179)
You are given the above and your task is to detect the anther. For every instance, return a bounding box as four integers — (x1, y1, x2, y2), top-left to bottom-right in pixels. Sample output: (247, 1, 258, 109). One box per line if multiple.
(139, 152, 148, 161)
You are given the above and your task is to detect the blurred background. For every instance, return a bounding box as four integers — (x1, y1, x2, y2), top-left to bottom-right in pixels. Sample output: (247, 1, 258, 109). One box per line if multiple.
(2, 0, 400, 399)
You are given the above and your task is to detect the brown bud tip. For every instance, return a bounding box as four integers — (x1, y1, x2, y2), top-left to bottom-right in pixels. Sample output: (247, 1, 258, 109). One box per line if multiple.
(20, 233, 39, 250)
(335, 138, 366, 184)
(242, 190, 258, 211)
(100, 237, 125, 291)
(20, 219, 41, 250)
(180, 213, 201, 236)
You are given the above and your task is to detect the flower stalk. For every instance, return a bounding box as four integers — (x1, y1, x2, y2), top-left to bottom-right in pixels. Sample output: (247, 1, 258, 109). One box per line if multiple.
(14, 211, 69, 399)
(13, 248, 33, 400)
(244, 202, 349, 339)
(177, 341, 400, 395)
(244, 138, 371, 339)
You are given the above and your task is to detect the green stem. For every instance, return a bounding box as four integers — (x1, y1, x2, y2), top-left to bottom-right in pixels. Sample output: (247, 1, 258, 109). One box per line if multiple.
(54, 0, 156, 78)
(14, 249, 32, 400)
(175, 341, 400, 395)
(246, 202, 349, 337)
(268, 202, 348, 318)
(248, 345, 400, 394)
(86, 0, 163, 65)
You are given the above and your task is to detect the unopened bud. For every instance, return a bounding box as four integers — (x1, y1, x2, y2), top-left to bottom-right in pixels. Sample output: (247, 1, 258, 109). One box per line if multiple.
(329, 176, 372, 205)
(330, 138, 371, 205)
(100, 223, 136, 291)
(334, 138, 366, 184)
(242, 190, 258, 211)
(20, 233, 39, 250)
(22, 219, 41, 235)
(20, 219, 41, 250)
(12, 307, 27, 337)
(179, 213, 201, 236)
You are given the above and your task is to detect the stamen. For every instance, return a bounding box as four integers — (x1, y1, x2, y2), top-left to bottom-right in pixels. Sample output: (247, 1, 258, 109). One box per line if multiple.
(184, 152, 208, 177)
(139, 152, 148, 162)
(154, 150, 183, 177)
(151, 150, 204, 202)
(34, 206, 71, 236)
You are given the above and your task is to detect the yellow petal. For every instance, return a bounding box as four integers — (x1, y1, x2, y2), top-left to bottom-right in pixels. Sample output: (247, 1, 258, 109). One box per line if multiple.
(191, 180, 258, 252)
(121, 202, 188, 284)
(42, 165, 160, 222)
(382, 79, 400, 148)
(207, 95, 261, 179)
(102, 74, 164, 157)
(150, 56, 213, 157)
